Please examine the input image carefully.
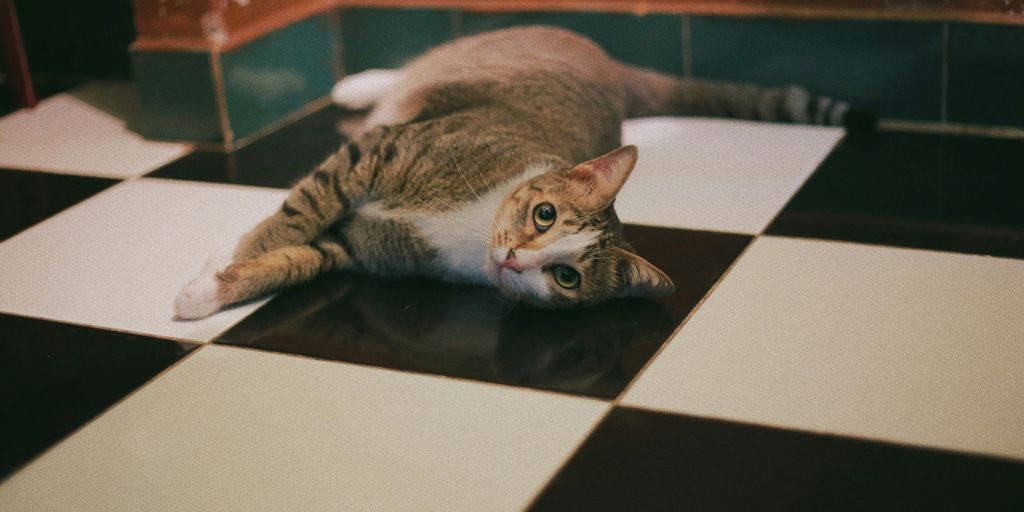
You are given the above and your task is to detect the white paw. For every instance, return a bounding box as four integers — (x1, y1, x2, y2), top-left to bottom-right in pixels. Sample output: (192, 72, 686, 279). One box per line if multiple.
(174, 273, 222, 320)
(331, 69, 403, 109)
(202, 241, 239, 275)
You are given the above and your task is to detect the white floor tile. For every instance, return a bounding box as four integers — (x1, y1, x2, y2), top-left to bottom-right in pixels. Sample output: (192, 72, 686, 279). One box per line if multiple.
(0, 82, 190, 178)
(624, 237, 1024, 460)
(0, 345, 608, 512)
(0, 178, 287, 342)
(620, 117, 843, 234)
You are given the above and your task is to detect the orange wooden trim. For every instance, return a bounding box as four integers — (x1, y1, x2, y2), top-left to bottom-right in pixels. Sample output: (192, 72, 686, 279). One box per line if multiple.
(131, 0, 1024, 53)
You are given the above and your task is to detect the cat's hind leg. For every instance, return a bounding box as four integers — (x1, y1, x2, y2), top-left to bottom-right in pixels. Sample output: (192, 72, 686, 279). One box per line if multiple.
(174, 237, 349, 319)
(331, 69, 404, 110)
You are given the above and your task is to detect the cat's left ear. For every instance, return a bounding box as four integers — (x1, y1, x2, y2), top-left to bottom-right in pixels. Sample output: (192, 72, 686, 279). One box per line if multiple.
(570, 145, 638, 208)
(613, 248, 675, 298)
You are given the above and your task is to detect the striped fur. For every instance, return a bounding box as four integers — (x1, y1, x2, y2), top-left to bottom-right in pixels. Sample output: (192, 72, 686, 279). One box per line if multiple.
(175, 25, 867, 318)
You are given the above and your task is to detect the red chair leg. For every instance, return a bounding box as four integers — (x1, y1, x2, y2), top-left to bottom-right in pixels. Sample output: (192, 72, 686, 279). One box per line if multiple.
(0, 0, 36, 108)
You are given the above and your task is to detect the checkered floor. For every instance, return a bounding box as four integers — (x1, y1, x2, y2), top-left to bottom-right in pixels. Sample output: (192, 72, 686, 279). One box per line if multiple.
(1, 83, 1022, 511)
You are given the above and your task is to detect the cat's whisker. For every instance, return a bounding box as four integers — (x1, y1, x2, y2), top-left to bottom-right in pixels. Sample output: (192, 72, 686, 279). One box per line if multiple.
(448, 150, 482, 201)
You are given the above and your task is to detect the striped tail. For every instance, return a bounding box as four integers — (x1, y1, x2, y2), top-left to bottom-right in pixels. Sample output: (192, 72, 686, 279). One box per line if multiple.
(623, 66, 876, 132)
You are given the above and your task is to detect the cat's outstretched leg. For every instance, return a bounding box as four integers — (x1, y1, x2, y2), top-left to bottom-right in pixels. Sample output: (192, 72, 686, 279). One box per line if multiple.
(174, 237, 349, 319)
(233, 139, 370, 261)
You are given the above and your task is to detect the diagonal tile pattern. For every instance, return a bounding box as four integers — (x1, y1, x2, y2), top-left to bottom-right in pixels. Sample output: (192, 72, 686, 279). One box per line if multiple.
(0, 82, 190, 178)
(216, 225, 749, 398)
(0, 314, 197, 480)
(0, 345, 608, 511)
(2, 82, 1022, 509)
(0, 179, 287, 342)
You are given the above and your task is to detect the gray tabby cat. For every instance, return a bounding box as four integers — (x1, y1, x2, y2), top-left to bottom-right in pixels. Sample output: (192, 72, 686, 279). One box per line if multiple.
(175, 25, 870, 319)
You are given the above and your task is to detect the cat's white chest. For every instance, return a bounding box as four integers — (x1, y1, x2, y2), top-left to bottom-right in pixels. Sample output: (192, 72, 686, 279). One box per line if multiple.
(357, 164, 547, 284)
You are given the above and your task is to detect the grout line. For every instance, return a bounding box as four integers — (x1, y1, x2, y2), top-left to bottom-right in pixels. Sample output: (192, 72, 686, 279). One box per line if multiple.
(611, 233, 757, 406)
(681, 15, 694, 77)
(519, 404, 615, 511)
(450, 9, 464, 38)
(0, 343, 208, 486)
(940, 21, 950, 123)
(879, 119, 1024, 139)
(208, 342, 610, 405)
(208, 51, 234, 149)
(617, 401, 1024, 465)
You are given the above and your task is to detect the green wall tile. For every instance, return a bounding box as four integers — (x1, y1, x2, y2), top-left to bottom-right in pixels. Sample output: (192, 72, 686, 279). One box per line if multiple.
(461, 12, 683, 75)
(340, 9, 453, 73)
(131, 50, 223, 143)
(948, 23, 1024, 128)
(690, 17, 943, 121)
(221, 14, 341, 141)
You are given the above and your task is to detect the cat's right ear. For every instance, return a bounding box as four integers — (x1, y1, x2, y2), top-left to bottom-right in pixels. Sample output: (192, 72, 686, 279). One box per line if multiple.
(569, 145, 638, 209)
(613, 248, 675, 298)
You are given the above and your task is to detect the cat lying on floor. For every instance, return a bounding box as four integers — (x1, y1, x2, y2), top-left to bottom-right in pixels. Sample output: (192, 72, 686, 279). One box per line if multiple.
(175, 25, 872, 319)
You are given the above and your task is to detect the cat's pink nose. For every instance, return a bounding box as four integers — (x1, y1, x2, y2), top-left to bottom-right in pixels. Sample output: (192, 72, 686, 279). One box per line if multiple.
(502, 251, 523, 273)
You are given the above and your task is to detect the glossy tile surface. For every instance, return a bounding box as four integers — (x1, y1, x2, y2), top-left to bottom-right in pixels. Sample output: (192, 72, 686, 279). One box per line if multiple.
(340, 8, 454, 73)
(0, 179, 286, 342)
(0, 345, 608, 511)
(222, 14, 340, 141)
(147, 105, 350, 188)
(620, 117, 843, 234)
(0, 82, 191, 177)
(769, 131, 1024, 259)
(691, 17, 943, 120)
(462, 12, 683, 74)
(624, 237, 1024, 460)
(0, 168, 117, 242)
(948, 23, 1024, 128)
(217, 225, 749, 399)
(0, 313, 197, 479)
(532, 407, 1024, 511)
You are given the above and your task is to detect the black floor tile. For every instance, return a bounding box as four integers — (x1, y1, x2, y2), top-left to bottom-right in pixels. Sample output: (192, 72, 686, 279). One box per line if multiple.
(0, 314, 198, 479)
(768, 131, 1024, 259)
(146, 105, 353, 188)
(0, 168, 118, 242)
(531, 407, 1024, 511)
(215, 225, 750, 399)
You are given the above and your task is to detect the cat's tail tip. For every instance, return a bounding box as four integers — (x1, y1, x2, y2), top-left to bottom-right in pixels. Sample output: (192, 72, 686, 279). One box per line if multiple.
(842, 107, 878, 135)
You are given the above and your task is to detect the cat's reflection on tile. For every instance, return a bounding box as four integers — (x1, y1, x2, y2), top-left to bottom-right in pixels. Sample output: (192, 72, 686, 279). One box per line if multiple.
(219, 272, 675, 398)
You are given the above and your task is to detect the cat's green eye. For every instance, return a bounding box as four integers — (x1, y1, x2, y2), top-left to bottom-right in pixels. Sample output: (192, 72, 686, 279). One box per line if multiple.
(533, 203, 556, 232)
(553, 265, 580, 289)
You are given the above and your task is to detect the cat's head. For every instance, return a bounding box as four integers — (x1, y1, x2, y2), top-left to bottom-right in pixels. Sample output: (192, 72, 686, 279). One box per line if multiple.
(486, 145, 674, 307)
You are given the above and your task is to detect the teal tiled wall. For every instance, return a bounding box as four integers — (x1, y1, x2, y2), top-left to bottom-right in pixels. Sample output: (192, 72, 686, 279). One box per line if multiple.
(132, 7, 1024, 146)
(131, 13, 340, 145)
(948, 23, 1024, 128)
(461, 12, 683, 75)
(222, 15, 341, 141)
(340, 9, 454, 73)
(131, 51, 223, 143)
(689, 17, 944, 121)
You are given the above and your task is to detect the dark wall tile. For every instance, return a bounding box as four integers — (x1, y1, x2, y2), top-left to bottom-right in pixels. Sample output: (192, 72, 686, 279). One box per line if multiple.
(461, 12, 683, 74)
(0, 314, 197, 479)
(0, 169, 117, 242)
(531, 407, 1024, 511)
(948, 23, 1024, 128)
(340, 9, 454, 73)
(131, 50, 223, 143)
(222, 14, 341, 141)
(691, 17, 943, 120)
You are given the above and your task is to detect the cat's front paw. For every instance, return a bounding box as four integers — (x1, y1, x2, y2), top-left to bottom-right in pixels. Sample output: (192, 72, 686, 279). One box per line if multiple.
(174, 273, 223, 320)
